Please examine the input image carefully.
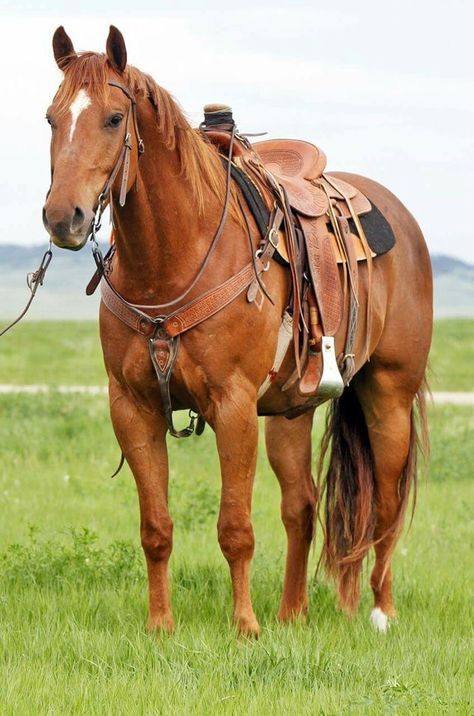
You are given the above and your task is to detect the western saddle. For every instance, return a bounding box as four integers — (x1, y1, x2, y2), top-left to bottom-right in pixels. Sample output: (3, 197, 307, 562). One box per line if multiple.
(201, 104, 375, 401)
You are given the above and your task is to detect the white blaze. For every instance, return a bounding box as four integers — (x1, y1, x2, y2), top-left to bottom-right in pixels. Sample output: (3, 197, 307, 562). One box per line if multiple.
(69, 89, 91, 142)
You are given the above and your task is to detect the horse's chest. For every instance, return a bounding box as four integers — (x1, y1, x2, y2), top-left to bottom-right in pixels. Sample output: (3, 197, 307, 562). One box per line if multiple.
(103, 331, 155, 391)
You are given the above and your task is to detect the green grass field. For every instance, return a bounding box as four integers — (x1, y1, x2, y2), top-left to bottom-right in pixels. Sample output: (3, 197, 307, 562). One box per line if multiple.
(0, 321, 473, 714)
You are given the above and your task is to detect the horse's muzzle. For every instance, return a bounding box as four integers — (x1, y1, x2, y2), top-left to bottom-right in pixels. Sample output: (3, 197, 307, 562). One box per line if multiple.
(42, 203, 91, 251)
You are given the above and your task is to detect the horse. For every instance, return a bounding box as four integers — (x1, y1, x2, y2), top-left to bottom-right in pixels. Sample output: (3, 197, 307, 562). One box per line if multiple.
(42, 25, 432, 637)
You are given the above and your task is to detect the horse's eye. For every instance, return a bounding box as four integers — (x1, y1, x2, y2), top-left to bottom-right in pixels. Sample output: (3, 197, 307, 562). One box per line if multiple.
(45, 115, 55, 128)
(107, 114, 123, 128)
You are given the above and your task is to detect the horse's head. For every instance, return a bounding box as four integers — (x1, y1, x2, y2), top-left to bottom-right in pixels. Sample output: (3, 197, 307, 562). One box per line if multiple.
(43, 26, 140, 250)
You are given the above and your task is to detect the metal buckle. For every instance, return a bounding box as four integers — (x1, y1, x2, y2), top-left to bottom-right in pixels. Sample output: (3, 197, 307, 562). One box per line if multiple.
(255, 248, 270, 272)
(26, 247, 53, 289)
(269, 228, 279, 249)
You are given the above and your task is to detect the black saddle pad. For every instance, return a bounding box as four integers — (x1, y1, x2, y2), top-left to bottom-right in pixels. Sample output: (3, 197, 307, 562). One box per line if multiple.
(348, 202, 395, 256)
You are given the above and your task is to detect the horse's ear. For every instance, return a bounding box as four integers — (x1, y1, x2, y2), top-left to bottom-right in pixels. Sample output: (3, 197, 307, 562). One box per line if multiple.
(106, 25, 127, 73)
(52, 26, 76, 71)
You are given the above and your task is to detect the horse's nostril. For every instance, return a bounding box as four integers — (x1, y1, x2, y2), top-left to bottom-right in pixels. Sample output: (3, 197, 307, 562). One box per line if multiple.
(71, 206, 85, 230)
(42, 206, 48, 229)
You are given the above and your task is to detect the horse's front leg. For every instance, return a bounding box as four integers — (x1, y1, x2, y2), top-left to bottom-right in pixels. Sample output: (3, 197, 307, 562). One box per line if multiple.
(108, 378, 174, 633)
(212, 382, 259, 637)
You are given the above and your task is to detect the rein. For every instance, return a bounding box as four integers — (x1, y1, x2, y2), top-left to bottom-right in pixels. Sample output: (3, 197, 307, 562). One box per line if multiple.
(0, 246, 53, 338)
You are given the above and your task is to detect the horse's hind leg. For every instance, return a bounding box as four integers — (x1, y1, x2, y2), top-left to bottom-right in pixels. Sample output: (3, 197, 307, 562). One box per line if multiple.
(355, 368, 423, 631)
(265, 411, 317, 621)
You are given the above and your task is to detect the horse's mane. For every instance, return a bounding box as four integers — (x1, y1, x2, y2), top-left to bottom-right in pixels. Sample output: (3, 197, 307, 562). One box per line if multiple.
(54, 52, 227, 214)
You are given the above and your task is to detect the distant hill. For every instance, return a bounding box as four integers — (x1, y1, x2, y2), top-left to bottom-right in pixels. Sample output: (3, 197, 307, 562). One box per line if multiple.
(0, 245, 472, 320)
(430, 254, 474, 318)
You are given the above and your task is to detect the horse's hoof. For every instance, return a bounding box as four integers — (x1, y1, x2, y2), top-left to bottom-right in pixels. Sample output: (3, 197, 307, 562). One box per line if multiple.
(277, 605, 308, 623)
(235, 614, 260, 639)
(369, 607, 390, 632)
(147, 614, 174, 635)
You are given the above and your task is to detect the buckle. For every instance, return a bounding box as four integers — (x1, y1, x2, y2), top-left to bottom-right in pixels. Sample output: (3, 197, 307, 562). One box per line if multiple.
(255, 248, 270, 272)
(269, 228, 279, 249)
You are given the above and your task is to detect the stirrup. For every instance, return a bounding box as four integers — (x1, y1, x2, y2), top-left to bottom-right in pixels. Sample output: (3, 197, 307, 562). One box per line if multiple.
(316, 336, 344, 399)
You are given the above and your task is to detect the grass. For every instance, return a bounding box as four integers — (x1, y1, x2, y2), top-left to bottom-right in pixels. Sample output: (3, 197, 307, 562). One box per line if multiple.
(0, 321, 472, 714)
(0, 321, 105, 386)
(428, 319, 474, 391)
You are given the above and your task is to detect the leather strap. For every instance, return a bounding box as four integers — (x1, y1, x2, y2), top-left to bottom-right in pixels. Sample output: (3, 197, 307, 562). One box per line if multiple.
(323, 174, 372, 361)
(95, 81, 145, 218)
(86, 244, 116, 296)
(162, 260, 262, 337)
(100, 257, 263, 339)
(247, 207, 283, 303)
(299, 215, 342, 337)
(149, 334, 197, 438)
(336, 213, 359, 385)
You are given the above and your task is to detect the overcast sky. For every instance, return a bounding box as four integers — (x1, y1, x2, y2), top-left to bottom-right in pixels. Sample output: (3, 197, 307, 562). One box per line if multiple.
(0, 0, 472, 260)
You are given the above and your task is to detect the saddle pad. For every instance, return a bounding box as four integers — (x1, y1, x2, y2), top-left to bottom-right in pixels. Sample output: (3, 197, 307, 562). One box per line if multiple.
(350, 202, 395, 256)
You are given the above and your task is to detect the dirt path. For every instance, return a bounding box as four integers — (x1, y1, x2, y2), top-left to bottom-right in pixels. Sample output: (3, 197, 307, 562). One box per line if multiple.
(0, 384, 107, 395)
(0, 385, 472, 404)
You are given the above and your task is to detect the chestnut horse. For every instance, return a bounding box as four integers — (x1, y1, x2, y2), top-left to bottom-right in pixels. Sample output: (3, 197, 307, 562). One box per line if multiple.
(43, 26, 432, 636)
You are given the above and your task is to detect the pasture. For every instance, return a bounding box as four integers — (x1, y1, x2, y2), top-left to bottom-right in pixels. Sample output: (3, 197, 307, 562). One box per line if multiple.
(0, 320, 472, 714)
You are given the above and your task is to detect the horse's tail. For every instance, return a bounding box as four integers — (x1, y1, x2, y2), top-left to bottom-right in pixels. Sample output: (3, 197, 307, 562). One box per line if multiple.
(317, 380, 428, 614)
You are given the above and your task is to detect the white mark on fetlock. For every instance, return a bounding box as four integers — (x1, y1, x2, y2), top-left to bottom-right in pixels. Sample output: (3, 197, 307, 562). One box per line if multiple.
(69, 89, 91, 141)
(370, 607, 389, 632)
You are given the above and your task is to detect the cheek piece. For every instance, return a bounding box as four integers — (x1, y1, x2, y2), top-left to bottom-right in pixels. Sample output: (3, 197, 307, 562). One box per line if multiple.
(92, 80, 145, 235)
(88, 80, 145, 282)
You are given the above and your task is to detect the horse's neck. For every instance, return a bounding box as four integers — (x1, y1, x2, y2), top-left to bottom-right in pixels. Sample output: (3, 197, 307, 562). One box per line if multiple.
(111, 141, 220, 304)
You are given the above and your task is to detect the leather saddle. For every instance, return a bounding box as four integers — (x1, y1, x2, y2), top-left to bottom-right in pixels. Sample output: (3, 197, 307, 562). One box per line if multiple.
(201, 107, 376, 398)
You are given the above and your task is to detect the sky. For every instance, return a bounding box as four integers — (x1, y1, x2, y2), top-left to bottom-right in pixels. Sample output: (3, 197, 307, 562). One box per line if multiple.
(0, 0, 473, 260)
